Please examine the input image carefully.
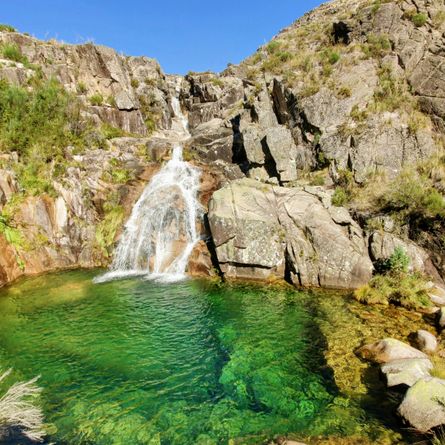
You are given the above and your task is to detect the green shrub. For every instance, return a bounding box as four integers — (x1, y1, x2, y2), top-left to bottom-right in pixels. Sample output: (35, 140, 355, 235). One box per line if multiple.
(89, 93, 103, 106)
(0, 78, 85, 157)
(386, 247, 410, 274)
(0, 78, 90, 195)
(361, 34, 391, 59)
(354, 272, 432, 310)
(0, 214, 23, 249)
(373, 65, 407, 112)
(331, 188, 348, 207)
(95, 200, 124, 257)
(266, 40, 282, 55)
(336, 86, 352, 98)
(145, 117, 156, 134)
(379, 169, 445, 220)
(327, 50, 340, 65)
(277, 51, 293, 62)
(0, 43, 28, 65)
(0, 24, 16, 32)
(412, 13, 428, 27)
(130, 78, 139, 88)
(100, 123, 125, 139)
(210, 78, 224, 87)
(110, 168, 132, 184)
(76, 82, 87, 94)
(89, 93, 104, 106)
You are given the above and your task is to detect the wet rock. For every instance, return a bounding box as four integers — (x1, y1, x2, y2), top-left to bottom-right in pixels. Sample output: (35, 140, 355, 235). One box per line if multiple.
(398, 377, 445, 433)
(381, 358, 433, 388)
(416, 330, 438, 354)
(358, 338, 427, 364)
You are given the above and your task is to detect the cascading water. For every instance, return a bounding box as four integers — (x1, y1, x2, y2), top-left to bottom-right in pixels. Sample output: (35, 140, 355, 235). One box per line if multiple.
(95, 83, 200, 283)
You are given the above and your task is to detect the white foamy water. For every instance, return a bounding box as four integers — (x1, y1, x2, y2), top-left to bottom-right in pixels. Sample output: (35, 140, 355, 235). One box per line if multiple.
(95, 82, 200, 284)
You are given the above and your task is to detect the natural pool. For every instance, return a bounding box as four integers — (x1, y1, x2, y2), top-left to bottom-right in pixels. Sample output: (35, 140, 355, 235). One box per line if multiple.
(0, 270, 428, 444)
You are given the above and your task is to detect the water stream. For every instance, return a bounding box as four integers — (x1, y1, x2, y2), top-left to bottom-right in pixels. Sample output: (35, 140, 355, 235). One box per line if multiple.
(96, 82, 200, 283)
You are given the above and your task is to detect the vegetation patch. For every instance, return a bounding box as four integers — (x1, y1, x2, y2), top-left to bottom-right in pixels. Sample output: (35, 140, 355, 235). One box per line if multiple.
(355, 248, 432, 310)
(100, 123, 126, 140)
(0, 77, 94, 196)
(0, 24, 16, 32)
(95, 197, 125, 257)
(411, 13, 428, 27)
(0, 43, 30, 66)
(89, 93, 104, 106)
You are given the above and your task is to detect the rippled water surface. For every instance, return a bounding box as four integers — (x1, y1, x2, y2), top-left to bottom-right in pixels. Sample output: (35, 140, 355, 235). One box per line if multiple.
(0, 270, 408, 444)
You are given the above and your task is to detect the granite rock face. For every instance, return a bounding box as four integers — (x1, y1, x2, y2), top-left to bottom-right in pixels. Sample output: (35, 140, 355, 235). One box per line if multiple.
(208, 178, 372, 288)
(0, 32, 173, 135)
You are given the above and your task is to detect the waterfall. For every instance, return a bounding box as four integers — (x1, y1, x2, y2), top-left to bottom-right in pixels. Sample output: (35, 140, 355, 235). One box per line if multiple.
(95, 83, 200, 284)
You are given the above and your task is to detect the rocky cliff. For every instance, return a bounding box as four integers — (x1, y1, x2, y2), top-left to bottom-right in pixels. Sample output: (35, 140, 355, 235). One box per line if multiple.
(0, 0, 444, 288)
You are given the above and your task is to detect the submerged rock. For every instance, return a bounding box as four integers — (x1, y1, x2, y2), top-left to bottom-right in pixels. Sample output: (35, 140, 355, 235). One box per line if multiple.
(398, 377, 445, 432)
(358, 338, 427, 364)
(381, 358, 433, 387)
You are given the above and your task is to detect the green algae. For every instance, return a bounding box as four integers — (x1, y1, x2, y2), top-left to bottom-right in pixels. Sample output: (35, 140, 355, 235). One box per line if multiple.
(0, 271, 432, 444)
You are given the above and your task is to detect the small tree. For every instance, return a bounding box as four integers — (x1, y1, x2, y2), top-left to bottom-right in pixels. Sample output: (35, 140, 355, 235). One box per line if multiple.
(386, 246, 410, 274)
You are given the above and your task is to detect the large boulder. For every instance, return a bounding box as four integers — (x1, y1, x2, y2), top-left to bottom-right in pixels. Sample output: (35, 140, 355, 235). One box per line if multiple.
(358, 338, 427, 364)
(416, 330, 438, 354)
(381, 358, 433, 387)
(398, 377, 445, 432)
(207, 178, 372, 287)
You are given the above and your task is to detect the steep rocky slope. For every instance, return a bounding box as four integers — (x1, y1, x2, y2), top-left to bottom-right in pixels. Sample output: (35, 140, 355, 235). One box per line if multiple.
(0, 0, 444, 289)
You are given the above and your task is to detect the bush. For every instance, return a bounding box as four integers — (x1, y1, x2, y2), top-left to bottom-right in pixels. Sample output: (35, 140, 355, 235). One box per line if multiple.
(100, 123, 126, 139)
(336, 86, 352, 99)
(106, 95, 117, 108)
(210, 77, 224, 88)
(145, 117, 156, 134)
(331, 188, 349, 207)
(95, 199, 124, 257)
(412, 13, 428, 27)
(0, 43, 28, 65)
(0, 78, 90, 194)
(361, 34, 391, 59)
(76, 82, 87, 94)
(0, 24, 16, 32)
(89, 93, 104, 106)
(379, 169, 445, 220)
(130, 78, 139, 88)
(0, 214, 23, 249)
(354, 272, 432, 310)
(266, 40, 282, 55)
(385, 247, 410, 274)
(326, 50, 340, 65)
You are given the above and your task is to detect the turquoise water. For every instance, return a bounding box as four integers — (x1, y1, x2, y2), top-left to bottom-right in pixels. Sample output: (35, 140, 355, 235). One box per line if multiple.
(0, 271, 399, 444)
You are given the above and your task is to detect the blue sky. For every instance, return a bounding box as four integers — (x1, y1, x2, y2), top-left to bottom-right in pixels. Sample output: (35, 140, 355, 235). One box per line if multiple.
(2, 1, 324, 74)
